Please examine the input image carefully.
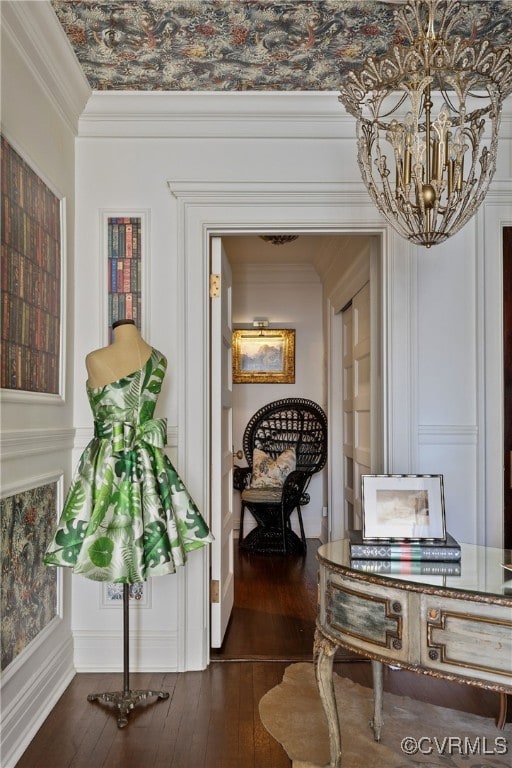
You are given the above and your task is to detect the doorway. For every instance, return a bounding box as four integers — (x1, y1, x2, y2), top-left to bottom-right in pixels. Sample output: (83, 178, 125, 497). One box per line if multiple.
(168, 178, 411, 671)
(210, 232, 383, 655)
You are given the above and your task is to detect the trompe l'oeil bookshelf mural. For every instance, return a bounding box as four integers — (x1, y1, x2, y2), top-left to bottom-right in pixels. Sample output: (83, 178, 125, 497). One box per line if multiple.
(107, 217, 142, 343)
(106, 214, 146, 602)
(1, 136, 62, 394)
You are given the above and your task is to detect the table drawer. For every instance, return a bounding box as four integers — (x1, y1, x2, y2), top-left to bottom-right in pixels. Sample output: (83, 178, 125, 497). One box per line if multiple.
(323, 570, 409, 662)
(420, 594, 512, 687)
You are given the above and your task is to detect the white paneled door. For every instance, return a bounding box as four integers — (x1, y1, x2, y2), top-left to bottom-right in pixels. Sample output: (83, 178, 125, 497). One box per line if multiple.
(343, 281, 372, 530)
(210, 237, 235, 647)
(342, 305, 355, 529)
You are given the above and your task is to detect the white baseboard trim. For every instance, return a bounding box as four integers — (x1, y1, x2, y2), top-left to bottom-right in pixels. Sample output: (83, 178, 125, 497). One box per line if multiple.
(73, 629, 179, 672)
(1, 636, 75, 768)
(303, 521, 322, 539)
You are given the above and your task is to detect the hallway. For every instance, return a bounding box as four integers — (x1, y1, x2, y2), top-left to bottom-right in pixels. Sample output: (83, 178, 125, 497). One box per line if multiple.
(210, 541, 320, 662)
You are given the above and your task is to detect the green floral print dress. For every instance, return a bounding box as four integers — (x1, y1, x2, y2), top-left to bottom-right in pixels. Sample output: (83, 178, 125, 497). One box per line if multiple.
(44, 348, 213, 582)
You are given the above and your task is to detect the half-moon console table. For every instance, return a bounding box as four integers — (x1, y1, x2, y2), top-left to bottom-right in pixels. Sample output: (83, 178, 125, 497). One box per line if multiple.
(314, 539, 512, 768)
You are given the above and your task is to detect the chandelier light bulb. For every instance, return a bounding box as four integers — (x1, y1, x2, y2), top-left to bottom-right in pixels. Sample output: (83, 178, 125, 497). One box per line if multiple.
(338, 0, 512, 248)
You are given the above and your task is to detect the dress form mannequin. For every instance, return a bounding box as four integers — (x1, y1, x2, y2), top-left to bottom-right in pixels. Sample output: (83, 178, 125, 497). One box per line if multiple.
(45, 317, 212, 725)
(86, 320, 152, 389)
(85, 321, 168, 725)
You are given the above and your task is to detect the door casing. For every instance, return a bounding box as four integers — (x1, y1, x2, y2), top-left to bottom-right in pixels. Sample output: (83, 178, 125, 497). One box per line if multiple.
(168, 179, 417, 669)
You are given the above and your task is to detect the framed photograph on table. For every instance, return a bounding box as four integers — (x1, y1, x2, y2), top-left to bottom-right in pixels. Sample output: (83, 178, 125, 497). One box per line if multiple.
(232, 329, 295, 384)
(362, 474, 446, 541)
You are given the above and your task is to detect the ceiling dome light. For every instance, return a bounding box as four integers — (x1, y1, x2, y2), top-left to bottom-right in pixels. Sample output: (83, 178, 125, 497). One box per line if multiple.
(259, 235, 299, 246)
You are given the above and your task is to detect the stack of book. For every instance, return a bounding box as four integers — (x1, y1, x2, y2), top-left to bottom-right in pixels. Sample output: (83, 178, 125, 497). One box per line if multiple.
(348, 529, 462, 576)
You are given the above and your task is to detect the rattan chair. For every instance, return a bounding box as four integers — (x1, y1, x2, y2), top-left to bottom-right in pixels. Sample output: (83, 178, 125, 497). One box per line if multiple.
(233, 398, 327, 554)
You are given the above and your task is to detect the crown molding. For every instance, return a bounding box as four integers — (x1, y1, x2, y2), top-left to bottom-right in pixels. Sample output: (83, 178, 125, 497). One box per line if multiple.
(78, 86, 512, 141)
(1, 0, 91, 134)
(78, 91, 357, 139)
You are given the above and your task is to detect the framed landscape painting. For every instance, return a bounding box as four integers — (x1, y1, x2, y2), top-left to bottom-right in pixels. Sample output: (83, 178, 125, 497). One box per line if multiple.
(232, 329, 295, 384)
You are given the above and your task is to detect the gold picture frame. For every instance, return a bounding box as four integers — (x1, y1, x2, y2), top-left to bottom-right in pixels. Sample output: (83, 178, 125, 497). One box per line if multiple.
(232, 329, 295, 384)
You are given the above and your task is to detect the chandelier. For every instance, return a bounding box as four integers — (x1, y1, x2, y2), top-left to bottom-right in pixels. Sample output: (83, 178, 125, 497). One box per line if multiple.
(338, 0, 512, 248)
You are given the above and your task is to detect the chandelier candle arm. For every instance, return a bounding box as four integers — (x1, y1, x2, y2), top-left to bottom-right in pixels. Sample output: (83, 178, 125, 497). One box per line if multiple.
(338, 0, 512, 248)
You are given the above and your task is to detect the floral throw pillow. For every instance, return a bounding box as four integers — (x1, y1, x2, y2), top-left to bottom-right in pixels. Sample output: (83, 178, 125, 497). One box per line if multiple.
(250, 447, 296, 488)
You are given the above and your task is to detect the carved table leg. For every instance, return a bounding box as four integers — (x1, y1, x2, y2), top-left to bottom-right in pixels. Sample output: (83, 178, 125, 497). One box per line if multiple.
(496, 692, 509, 730)
(370, 660, 384, 741)
(314, 628, 341, 768)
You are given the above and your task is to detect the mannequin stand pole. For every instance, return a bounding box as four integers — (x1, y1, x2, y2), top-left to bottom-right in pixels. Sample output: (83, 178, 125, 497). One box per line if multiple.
(87, 583, 169, 728)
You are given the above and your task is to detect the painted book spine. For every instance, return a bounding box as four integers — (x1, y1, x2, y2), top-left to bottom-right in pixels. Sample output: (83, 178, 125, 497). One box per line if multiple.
(350, 544, 461, 561)
(350, 560, 462, 575)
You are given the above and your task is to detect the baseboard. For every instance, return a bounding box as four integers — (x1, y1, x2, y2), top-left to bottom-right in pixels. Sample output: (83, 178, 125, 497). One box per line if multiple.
(73, 629, 179, 672)
(1, 635, 75, 768)
(236, 524, 322, 540)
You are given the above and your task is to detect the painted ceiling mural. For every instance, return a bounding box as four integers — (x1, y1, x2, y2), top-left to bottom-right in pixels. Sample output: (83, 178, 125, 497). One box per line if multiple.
(50, 0, 512, 91)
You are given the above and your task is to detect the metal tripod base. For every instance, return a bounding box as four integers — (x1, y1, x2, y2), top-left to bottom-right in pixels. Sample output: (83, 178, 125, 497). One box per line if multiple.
(87, 688, 170, 728)
(87, 584, 169, 728)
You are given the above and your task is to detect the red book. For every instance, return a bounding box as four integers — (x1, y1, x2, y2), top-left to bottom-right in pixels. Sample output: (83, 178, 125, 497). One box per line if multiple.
(123, 260, 131, 293)
(125, 224, 133, 257)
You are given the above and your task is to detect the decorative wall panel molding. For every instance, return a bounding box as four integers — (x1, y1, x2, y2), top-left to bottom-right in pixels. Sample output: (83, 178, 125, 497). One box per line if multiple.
(0, 428, 75, 460)
(418, 425, 478, 445)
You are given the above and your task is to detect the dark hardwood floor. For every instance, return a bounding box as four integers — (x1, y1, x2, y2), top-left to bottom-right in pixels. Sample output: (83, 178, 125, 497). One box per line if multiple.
(210, 540, 320, 661)
(16, 540, 507, 767)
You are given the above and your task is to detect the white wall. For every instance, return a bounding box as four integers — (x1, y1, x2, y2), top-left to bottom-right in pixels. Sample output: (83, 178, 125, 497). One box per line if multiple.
(416, 227, 479, 544)
(0, 3, 89, 766)
(228, 259, 325, 539)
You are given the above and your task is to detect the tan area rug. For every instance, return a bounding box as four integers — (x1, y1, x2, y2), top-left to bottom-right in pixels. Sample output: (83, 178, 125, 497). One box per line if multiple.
(259, 663, 512, 768)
